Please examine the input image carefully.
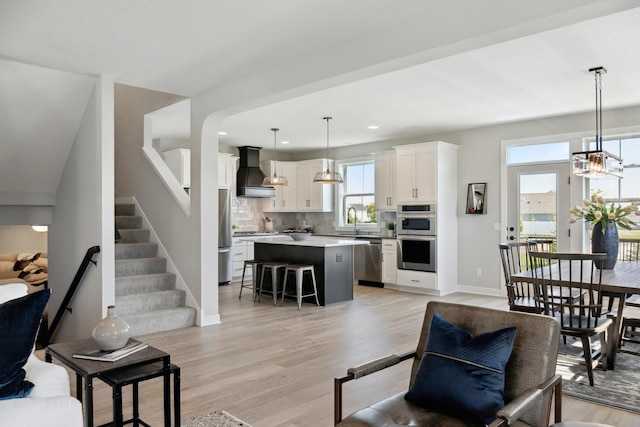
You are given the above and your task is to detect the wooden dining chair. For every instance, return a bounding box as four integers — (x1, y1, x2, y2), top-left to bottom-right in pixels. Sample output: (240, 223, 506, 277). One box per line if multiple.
(617, 239, 640, 351)
(529, 251, 612, 386)
(499, 241, 581, 314)
(499, 242, 541, 313)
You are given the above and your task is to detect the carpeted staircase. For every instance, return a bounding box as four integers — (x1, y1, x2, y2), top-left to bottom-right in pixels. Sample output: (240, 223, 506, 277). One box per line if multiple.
(115, 203, 196, 336)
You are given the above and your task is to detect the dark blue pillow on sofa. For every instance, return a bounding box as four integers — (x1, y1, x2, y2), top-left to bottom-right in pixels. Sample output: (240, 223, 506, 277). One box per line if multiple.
(0, 289, 50, 400)
(405, 312, 517, 425)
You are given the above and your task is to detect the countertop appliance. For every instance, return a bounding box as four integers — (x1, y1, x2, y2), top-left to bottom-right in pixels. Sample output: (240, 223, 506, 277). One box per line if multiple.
(397, 204, 437, 272)
(397, 203, 436, 235)
(218, 188, 232, 284)
(354, 237, 383, 286)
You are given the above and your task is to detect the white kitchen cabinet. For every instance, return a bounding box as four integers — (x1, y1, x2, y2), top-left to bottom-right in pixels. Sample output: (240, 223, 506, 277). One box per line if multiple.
(218, 153, 236, 189)
(395, 144, 436, 203)
(261, 160, 297, 212)
(396, 269, 437, 291)
(374, 151, 396, 210)
(296, 159, 334, 212)
(164, 148, 190, 188)
(231, 237, 254, 280)
(393, 141, 458, 296)
(381, 239, 397, 284)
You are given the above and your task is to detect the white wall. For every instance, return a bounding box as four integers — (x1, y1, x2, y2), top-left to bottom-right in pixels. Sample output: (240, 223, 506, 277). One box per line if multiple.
(0, 226, 47, 253)
(48, 75, 114, 342)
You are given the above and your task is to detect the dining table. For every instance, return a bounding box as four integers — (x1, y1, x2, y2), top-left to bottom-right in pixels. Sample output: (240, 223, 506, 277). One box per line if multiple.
(511, 260, 640, 370)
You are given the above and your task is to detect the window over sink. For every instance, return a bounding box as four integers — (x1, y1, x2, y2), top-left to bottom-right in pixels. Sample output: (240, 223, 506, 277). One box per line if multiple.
(335, 158, 377, 230)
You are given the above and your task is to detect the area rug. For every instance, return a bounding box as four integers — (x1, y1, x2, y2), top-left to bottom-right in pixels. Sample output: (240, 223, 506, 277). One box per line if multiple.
(182, 410, 253, 427)
(556, 339, 640, 413)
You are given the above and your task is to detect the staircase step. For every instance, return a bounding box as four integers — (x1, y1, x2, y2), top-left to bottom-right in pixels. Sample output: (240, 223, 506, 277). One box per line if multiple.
(116, 289, 186, 315)
(115, 242, 158, 260)
(116, 257, 167, 277)
(122, 307, 197, 337)
(117, 229, 150, 243)
(116, 215, 142, 230)
(115, 204, 135, 216)
(115, 273, 176, 296)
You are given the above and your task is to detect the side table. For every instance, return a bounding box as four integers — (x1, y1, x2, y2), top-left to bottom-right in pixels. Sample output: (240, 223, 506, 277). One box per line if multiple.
(98, 362, 180, 427)
(46, 338, 172, 427)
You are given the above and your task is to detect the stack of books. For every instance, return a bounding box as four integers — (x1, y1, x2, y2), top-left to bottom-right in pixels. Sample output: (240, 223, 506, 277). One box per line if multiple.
(72, 339, 148, 362)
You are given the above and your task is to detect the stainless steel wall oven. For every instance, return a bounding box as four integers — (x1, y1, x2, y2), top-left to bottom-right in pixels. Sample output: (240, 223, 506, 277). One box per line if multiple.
(397, 204, 437, 272)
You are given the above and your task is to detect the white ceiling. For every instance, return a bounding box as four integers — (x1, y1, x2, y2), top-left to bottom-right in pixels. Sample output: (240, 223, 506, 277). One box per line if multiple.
(1, 1, 640, 199)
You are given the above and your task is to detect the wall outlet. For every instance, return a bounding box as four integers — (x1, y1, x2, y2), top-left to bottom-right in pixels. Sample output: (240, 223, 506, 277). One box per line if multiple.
(476, 268, 482, 277)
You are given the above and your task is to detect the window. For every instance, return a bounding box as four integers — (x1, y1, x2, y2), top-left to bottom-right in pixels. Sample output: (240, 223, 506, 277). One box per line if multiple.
(336, 159, 376, 228)
(507, 141, 570, 165)
(588, 136, 640, 204)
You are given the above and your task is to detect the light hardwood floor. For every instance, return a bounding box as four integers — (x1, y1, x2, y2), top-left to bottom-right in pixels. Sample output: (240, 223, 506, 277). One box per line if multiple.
(45, 283, 640, 426)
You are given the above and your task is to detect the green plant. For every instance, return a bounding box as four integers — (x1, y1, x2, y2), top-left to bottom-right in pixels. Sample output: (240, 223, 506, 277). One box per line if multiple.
(569, 191, 639, 234)
(386, 222, 395, 231)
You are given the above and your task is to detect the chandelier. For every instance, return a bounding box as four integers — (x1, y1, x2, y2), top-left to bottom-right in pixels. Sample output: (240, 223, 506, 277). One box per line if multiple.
(572, 66, 623, 179)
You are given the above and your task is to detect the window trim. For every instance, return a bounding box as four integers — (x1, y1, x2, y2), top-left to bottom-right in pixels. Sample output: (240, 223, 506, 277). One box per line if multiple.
(334, 156, 378, 232)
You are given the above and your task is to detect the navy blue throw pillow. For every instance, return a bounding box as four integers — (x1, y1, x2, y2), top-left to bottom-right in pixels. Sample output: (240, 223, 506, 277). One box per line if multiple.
(0, 289, 50, 400)
(405, 312, 517, 425)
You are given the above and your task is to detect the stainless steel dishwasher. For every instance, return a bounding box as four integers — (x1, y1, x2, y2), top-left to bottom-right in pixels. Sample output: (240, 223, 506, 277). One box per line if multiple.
(353, 237, 383, 286)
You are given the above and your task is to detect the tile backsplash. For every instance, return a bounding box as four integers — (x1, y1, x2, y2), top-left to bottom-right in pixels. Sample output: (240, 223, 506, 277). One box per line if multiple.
(231, 197, 396, 234)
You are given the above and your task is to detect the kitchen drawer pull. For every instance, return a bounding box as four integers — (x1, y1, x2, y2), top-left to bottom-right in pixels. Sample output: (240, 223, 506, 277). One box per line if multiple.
(410, 279, 420, 283)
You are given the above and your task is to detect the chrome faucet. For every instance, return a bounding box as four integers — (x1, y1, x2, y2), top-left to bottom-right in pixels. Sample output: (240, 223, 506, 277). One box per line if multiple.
(347, 206, 357, 234)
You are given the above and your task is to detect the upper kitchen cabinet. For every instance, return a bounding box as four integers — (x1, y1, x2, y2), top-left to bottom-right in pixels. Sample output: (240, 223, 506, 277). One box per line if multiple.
(374, 151, 396, 210)
(395, 142, 457, 204)
(395, 144, 435, 203)
(296, 159, 334, 212)
(218, 153, 237, 189)
(262, 160, 297, 212)
(164, 148, 190, 189)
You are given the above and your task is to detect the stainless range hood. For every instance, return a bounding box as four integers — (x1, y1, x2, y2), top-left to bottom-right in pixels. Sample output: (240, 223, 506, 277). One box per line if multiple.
(236, 146, 275, 198)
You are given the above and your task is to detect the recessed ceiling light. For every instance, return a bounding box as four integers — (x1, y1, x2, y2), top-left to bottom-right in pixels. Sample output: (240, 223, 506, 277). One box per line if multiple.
(281, 140, 290, 145)
(218, 131, 227, 136)
(367, 125, 379, 130)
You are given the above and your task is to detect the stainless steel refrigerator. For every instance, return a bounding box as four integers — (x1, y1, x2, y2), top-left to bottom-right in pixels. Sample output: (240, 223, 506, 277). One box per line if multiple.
(218, 188, 233, 284)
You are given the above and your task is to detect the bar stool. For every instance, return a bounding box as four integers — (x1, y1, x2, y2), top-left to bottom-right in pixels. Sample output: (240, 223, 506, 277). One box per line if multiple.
(258, 261, 287, 306)
(238, 259, 260, 301)
(280, 264, 320, 310)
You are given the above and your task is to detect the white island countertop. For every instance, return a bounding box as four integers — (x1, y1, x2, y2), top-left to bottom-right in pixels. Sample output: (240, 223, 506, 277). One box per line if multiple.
(245, 235, 370, 247)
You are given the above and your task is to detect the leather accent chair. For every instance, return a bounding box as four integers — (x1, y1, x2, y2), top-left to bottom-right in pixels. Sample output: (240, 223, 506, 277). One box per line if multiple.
(334, 301, 562, 427)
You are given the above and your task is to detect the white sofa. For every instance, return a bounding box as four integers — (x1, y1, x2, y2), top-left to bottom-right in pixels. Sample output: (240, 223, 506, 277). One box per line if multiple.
(0, 282, 83, 427)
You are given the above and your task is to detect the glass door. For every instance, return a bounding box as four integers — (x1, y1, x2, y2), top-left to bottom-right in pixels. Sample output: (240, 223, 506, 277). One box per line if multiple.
(507, 163, 570, 252)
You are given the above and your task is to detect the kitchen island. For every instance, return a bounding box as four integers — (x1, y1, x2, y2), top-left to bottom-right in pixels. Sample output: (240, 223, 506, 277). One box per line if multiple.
(248, 236, 370, 305)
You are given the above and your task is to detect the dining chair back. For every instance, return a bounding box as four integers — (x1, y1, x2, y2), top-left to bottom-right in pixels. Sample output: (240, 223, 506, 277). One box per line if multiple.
(499, 241, 541, 313)
(529, 251, 612, 386)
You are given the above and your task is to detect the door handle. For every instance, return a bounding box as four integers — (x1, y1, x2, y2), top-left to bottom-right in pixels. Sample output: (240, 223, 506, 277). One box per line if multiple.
(509, 236, 515, 241)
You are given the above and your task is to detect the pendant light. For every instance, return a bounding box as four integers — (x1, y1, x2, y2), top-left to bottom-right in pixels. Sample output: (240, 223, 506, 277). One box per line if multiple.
(572, 66, 623, 179)
(262, 128, 289, 187)
(313, 117, 343, 184)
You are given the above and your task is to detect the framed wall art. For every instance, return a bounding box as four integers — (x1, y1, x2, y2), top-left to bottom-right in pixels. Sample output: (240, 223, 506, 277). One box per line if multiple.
(466, 183, 486, 215)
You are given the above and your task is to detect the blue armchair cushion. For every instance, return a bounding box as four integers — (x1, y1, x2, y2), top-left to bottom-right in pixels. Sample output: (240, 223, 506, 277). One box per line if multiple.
(0, 289, 50, 400)
(405, 311, 517, 425)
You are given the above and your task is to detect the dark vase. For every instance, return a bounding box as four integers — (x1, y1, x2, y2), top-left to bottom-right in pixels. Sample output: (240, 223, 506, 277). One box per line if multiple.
(591, 221, 619, 269)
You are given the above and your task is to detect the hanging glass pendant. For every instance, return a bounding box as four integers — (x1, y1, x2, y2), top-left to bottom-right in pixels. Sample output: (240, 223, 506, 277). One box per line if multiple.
(262, 128, 289, 187)
(314, 117, 343, 184)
